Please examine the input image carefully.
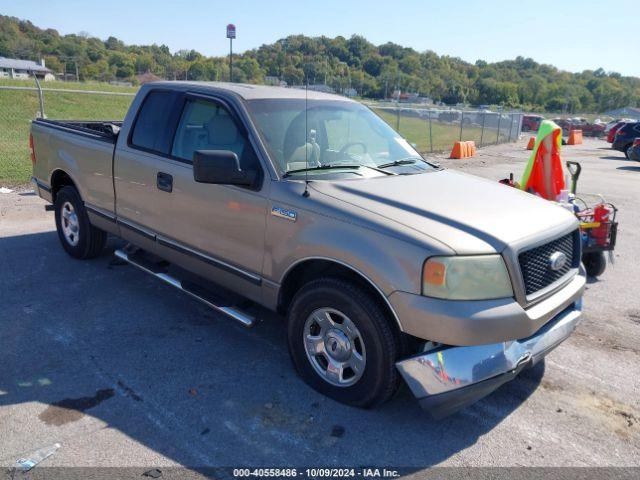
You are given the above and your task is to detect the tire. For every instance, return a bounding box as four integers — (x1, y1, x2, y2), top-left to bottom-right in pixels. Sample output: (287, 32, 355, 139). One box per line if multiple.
(583, 251, 606, 278)
(287, 277, 401, 408)
(625, 145, 632, 159)
(54, 185, 106, 259)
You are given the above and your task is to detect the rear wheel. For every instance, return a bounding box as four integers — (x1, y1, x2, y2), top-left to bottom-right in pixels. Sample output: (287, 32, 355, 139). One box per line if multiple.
(54, 186, 106, 259)
(287, 277, 401, 408)
(583, 251, 606, 278)
(625, 145, 633, 159)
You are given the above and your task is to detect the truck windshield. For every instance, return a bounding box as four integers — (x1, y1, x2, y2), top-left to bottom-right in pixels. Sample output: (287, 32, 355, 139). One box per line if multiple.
(246, 98, 434, 177)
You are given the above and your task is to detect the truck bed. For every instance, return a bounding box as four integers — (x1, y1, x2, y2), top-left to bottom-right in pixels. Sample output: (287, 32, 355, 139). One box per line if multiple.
(31, 118, 122, 215)
(33, 119, 122, 142)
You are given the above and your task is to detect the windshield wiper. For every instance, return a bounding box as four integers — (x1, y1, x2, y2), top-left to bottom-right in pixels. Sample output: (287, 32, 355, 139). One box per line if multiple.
(377, 158, 419, 169)
(283, 164, 363, 177)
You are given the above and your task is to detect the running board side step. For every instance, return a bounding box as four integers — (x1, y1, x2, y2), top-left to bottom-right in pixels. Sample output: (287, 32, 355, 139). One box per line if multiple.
(114, 249, 255, 327)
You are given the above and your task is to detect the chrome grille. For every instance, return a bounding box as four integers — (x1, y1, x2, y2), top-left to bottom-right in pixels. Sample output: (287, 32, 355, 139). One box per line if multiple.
(518, 231, 579, 296)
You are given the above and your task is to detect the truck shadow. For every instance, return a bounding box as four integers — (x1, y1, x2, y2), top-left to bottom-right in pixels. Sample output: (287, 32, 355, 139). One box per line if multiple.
(599, 155, 635, 161)
(617, 166, 640, 172)
(0, 231, 545, 469)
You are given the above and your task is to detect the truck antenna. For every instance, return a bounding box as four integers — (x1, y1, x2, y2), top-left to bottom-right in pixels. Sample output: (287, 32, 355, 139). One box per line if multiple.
(303, 79, 310, 197)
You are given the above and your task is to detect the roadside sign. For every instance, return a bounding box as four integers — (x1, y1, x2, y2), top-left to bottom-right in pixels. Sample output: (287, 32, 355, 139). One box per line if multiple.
(226, 24, 236, 39)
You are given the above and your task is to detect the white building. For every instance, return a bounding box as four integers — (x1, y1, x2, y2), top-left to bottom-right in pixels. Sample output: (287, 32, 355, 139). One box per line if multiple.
(0, 57, 55, 81)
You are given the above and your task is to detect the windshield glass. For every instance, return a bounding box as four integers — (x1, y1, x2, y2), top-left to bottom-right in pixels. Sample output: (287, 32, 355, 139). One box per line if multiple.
(246, 98, 434, 177)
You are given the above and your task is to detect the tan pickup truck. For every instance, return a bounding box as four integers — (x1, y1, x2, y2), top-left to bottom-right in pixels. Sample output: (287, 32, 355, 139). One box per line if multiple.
(30, 82, 585, 417)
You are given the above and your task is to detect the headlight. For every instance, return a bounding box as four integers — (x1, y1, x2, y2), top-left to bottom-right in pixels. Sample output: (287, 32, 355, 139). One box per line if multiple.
(422, 255, 513, 300)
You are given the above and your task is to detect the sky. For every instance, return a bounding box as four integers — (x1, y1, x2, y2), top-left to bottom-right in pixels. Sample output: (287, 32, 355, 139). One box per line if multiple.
(1, 0, 638, 77)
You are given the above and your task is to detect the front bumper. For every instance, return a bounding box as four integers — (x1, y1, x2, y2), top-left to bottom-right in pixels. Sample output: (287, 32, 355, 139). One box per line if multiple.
(396, 300, 581, 418)
(389, 270, 585, 346)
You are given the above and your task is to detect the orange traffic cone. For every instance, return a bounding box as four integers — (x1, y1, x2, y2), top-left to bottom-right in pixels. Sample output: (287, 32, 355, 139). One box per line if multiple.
(450, 142, 464, 159)
(567, 130, 583, 145)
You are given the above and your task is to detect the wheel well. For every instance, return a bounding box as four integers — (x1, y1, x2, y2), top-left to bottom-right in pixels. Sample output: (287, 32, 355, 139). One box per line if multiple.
(277, 259, 399, 329)
(50, 170, 76, 202)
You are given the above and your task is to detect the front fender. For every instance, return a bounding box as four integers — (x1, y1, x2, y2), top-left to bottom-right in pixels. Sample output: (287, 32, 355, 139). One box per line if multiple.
(263, 182, 453, 329)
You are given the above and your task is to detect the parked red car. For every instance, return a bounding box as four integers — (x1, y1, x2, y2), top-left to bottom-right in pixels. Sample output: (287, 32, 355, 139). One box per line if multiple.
(607, 122, 626, 143)
(522, 115, 544, 132)
(570, 118, 605, 137)
(551, 118, 572, 134)
(551, 118, 605, 137)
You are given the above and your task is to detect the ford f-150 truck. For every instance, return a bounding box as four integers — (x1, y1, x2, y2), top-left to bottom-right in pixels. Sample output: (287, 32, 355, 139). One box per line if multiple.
(30, 82, 585, 417)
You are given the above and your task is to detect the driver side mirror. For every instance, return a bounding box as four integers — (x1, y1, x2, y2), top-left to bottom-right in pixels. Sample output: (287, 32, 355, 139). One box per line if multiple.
(193, 150, 255, 186)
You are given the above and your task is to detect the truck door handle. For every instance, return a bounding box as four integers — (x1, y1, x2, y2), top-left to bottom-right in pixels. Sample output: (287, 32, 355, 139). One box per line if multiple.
(156, 172, 173, 192)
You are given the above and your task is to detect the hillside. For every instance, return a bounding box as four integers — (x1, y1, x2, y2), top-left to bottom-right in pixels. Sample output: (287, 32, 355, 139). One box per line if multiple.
(2, 15, 639, 112)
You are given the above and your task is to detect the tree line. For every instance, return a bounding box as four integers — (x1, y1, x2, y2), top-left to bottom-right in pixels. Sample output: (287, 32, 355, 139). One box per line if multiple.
(2, 15, 639, 113)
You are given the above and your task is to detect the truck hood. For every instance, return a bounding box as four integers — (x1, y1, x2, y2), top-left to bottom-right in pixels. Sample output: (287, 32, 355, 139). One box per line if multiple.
(310, 169, 578, 254)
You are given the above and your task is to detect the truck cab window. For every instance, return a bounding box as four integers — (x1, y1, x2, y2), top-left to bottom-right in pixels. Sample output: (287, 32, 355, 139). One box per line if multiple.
(130, 90, 181, 155)
(171, 99, 260, 177)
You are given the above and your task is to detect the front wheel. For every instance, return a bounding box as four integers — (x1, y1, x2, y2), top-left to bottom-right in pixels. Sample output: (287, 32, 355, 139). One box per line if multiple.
(54, 186, 106, 259)
(583, 251, 606, 278)
(287, 277, 401, 408)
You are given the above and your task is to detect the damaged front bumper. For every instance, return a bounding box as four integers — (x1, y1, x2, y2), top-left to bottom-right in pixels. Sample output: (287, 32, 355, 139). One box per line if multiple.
(396, 300, 582, 418)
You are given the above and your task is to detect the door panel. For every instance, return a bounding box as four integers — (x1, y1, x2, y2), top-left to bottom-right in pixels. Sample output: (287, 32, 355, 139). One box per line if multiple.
(152, 159, 268, 280)
(115, 146, 268, 294)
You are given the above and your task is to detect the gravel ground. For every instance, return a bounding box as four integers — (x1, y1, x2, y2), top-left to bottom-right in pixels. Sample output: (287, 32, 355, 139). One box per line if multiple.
(0, 137, 638, 471)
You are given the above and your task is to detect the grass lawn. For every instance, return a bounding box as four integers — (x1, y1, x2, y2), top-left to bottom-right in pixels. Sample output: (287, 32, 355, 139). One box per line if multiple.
(0, 79, 136, 186)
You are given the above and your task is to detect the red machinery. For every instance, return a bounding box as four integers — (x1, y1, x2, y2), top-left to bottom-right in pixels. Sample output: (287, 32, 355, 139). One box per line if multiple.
(565, 161, 618, 277)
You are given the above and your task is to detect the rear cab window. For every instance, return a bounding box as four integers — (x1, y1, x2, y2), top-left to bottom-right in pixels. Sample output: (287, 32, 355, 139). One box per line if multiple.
(129, 90, 183, 155)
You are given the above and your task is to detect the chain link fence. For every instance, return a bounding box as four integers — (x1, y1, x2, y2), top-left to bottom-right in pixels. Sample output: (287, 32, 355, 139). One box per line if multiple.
(368, 104, 523, 154)
(0, 80, 135, 185)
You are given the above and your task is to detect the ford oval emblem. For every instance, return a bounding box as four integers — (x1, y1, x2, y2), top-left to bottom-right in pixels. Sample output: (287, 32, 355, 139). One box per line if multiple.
(549, 251, 568, 271)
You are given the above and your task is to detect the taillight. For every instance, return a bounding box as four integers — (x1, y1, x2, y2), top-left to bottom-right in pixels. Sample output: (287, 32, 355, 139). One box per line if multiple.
(29, 133, 36, 165)
(633, 138, 640, 147)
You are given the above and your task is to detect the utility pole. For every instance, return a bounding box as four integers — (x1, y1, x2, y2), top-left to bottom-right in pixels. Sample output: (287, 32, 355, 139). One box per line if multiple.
(338, 61, 351, 95)
(324, 57, 328, 86)
(226, 24, 236, 82)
